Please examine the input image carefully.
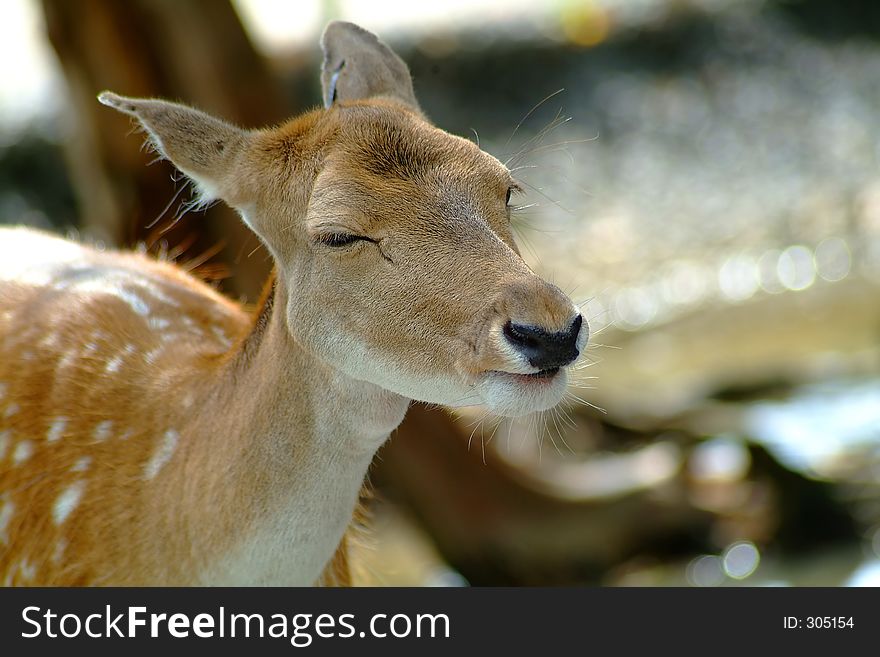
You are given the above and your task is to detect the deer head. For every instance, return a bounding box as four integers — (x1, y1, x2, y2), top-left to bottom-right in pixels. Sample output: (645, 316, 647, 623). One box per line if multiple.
(98, 21, 587, 418)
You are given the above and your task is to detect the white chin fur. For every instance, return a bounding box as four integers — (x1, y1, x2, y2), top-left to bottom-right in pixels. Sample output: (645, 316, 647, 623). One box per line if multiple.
(338, 345, 570, 416)
(475, 368, 569, 417)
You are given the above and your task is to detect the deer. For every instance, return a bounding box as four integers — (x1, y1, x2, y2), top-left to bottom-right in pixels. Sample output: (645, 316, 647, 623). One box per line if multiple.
(0, 21, 587, 586)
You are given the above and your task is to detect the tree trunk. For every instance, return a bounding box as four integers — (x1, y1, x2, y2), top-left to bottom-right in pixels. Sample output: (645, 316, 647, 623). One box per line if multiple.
(41, 0, 289, 300)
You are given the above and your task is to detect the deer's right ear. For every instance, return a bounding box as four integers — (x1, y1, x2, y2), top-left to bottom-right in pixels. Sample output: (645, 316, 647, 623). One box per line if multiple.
(320, 21, 419, 111)
(97, 91, 253, 208)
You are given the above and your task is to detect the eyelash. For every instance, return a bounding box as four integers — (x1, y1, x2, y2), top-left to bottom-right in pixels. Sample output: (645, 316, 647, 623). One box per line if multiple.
(318, 233, 370, 248)
(506, 183, 524, 208)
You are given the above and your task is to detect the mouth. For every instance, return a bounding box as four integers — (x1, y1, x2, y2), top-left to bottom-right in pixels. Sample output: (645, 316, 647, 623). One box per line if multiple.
(524, 367, 560, 379)
(490, 366, 561, 382)
(476, 366, 569, 417)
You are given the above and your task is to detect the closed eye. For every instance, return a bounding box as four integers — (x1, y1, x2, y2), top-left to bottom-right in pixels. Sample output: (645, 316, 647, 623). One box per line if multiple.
(317, 233, 371, 248)
(506, 182, 524, 207)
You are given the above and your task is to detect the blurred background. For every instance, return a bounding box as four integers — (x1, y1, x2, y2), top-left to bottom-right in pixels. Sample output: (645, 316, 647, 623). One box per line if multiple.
(2, 0, 879, 586)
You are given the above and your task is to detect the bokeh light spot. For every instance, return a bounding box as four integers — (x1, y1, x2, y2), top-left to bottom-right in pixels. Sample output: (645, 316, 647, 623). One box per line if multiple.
(777, 245, 816, 291)
(687, 554, 725, 587)
(814, 237, 851, 282)
(722, 541, 760, 580)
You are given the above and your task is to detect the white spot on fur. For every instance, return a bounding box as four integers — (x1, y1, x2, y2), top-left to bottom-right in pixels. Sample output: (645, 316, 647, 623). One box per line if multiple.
(19, 559, 36, 581)
(39, 333, 59, 348)
(143, 283, 181, 308)
(58, 351, 77, 369)
(12, 440, 33, 464)
(144, 346, 163, 364)
(0, 430, 9, 459)
(0, 496, 13, 544)
(93, 420, 112, 442)
(47, 417, 67, 442)
(182, 392, 195, 409)
(119, 428, 134, 441)
(118, 288, 150, 316)
(60, 275, 154, 318)
(52, 538, 68, 564)
(149, 317, 171, 331)
(4, 402, 20, 418)
(105, 355, 123, 373)
(212, 326, 232, 347)
(21, 350, 35, 361)
(71, 456, 91, 472)
(144, 429, 179, 480)
(53, 481, 85, 525)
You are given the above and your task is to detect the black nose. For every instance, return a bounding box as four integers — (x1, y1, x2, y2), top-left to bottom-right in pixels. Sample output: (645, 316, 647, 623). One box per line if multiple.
(503, 315, 583, 370)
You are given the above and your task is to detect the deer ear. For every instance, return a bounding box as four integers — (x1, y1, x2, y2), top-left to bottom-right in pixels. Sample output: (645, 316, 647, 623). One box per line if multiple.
(97, 91, 252, 208)
(320, 21, 419, 110)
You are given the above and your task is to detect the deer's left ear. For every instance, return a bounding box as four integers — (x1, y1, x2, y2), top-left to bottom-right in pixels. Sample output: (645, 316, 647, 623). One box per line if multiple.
(98, 91, 254, 208)
(320, 21, 419, 111)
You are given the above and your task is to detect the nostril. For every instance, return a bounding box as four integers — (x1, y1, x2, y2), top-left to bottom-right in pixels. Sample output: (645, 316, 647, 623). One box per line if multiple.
(503, 321, 542, 349)
(502, 316, 582, 370)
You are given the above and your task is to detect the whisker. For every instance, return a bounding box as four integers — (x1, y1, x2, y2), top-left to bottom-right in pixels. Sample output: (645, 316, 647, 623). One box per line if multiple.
(518, 162, 594, 198)
(521, 136, 599, 158)
(503, 88, 566, 150)
(511, 223, 542, 264)
(564, 391, 607, 414)
(465, 410, 491, 429)
(504, 114, 572, 167)
(516, 179, 574, 215)
(547, 410, 566, 457)
(485, 417, 502, 444)
(146, 182, 188, 230)
(556, 404, 579, 433)
(553, 408, 578, 453)
(587, 323, 613, 339)
(504, 109, 570, 166)
(467, 417, 483, 453)
(521, 411, 536, 451)
(573, 354, 603, 368)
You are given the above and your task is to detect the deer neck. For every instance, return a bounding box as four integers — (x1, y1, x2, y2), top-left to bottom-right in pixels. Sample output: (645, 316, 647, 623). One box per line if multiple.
(231, 274, 410, 450)
(192, 275, 409, 585)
